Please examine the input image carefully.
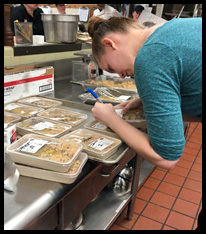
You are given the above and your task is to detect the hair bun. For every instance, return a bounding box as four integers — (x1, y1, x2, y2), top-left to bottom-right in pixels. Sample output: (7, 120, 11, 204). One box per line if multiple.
(88, 16, 106, 38)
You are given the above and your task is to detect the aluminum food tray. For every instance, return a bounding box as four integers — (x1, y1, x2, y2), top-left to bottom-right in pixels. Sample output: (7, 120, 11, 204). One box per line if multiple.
(84, 120, 121, 139)
(60, 128, 122, 160)
(16, 117, 72, 138)
(4, 103, 44, 120)
(37, 107, 88, 130)
(17, 96, 62, 109)
(4, 112, 22, 125)
(73, 75, 137, 94)
(6, 133, 83, 172)
(78, 87, 139, 104)
(14, 152, 88, 184)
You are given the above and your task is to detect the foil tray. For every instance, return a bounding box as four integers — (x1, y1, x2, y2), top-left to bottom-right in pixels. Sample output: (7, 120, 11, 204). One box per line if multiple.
(71, 75, 138, 94)
(78, 87, 139, 104)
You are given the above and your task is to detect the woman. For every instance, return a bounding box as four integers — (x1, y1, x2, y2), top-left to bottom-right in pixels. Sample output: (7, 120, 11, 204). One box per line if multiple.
(88, 16, 202, 170)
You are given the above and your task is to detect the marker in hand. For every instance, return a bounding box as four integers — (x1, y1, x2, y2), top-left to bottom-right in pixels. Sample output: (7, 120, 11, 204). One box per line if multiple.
(87, 88, 104, 103)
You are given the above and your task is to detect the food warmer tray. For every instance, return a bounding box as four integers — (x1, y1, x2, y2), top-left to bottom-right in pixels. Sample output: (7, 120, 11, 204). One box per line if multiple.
(71, 75, 138, 94)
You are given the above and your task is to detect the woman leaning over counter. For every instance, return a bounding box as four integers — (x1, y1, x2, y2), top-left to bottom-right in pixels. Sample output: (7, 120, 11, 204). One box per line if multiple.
(87, 16, 202, 170)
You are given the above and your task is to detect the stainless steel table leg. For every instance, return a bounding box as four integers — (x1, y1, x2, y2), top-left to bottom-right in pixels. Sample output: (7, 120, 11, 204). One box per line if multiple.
(127, 154, 142, 220)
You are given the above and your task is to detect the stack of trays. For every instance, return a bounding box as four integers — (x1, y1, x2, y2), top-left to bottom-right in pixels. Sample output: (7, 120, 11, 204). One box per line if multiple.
(16, 117, 72, 138)
(60, 129, 122, 160)
(6, 134, 88, 184)
(4, 103, 44, 120)
(37, 107, 88, 130)
(17, 96, 62, 109)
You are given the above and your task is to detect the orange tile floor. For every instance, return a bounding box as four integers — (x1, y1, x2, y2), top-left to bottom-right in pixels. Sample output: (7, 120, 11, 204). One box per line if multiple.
(109, 122, 202, 230)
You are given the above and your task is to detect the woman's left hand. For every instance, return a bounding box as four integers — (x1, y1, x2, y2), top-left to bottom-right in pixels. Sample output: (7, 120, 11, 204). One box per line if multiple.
(91, 102, 117, 126)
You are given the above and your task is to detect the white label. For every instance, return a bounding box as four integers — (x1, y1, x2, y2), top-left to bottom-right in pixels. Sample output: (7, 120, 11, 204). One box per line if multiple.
(5, 104, 20, 111)
(88, 137, 114, 151)
(118, 95, 131, 101)
(17, 138, 48, 154)
(31, 121, 55, 131)
(92, 122, 107, 130)
(4, 124, 8, 129)
(115, 108, 123, 118)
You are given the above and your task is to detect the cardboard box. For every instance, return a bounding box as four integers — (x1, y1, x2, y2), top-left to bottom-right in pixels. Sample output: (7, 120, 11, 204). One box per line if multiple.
(4, 65, 54, 104)
(4, 124, 17, 164)
(4, 124, 17, 146)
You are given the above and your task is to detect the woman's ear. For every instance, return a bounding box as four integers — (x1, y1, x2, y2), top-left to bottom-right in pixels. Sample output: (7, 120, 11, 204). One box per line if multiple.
(102, 38, 117, 50)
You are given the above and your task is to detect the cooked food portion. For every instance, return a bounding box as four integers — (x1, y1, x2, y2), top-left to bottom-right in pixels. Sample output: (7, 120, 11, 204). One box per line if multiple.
(4, 112, 21, 124)
(89, 79, 136, 90)
(67, 159, 81, 174)
(18, 96, 62, 109)
(17, 117, 71, 137)
(61, 129, 121, 153)
(37, 108, 87, 126)
(17, 138, 81, 163)
(122, 108, 145, 121)
(4, 103, 43, 118)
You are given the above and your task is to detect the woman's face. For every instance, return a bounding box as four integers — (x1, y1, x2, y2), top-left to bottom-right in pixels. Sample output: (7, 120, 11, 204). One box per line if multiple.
(98, 44, 135, 78)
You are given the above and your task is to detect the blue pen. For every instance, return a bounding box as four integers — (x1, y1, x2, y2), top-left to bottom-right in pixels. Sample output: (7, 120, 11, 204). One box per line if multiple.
(87, 88, 104, 103)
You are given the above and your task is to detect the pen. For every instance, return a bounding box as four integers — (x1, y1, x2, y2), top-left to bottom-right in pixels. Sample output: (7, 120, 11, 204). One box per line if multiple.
(87, 88, 104, 103)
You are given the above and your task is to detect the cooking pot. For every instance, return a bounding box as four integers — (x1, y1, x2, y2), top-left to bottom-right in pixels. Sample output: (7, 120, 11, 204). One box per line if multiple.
(41, 14, 79, 43)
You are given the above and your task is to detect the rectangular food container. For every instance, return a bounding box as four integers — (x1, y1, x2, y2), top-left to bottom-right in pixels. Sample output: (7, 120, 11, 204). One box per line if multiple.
(6, 133, 83, 172)
(115, 107, 147, 130)
(37, 107, 88, 130)
(17, 96, 62, 109)
(4, 103, 44, 120)
(60, 128, 122, 160)
(84, 120, 121, 139)
(78, 87, 139, 104)
(4, 112, 22, 125)
(16, 117, 72, 138)
(14, 152, 88, 184)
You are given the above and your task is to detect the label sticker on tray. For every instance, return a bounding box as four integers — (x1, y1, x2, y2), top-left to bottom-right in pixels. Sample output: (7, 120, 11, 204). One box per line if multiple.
(88, 137, 114, 151)
(118, 95, 131, 101)
(92, 122, 107, 130)
(31, 121, 55, 131)
(17, 138, 48, 154)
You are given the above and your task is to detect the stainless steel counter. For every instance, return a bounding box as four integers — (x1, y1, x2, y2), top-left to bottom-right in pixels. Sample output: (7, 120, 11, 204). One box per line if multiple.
(4, 79, 155, 230)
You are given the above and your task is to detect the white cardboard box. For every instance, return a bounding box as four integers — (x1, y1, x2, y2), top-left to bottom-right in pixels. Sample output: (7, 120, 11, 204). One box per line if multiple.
(4, 65, 54, 104)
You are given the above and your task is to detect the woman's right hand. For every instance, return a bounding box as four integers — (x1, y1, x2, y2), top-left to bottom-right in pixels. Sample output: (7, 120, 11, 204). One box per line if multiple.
(115, 97, 142, 115)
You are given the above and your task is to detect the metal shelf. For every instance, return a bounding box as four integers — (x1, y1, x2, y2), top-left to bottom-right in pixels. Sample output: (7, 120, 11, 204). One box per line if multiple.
(70, 159, 155, 230)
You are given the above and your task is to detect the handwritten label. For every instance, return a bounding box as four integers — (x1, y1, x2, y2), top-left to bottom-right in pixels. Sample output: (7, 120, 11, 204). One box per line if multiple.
(88, 137, 114, 151)
(17, 138, 48, 154)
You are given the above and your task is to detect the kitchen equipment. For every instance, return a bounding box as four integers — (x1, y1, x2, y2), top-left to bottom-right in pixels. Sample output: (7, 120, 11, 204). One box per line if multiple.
(108, 165, 133, 195)
(72, 51, 99, 82)
(41, 14, 79, 43)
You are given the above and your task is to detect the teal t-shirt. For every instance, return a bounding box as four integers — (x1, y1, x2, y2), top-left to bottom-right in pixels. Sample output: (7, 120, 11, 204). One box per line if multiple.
(134, 18, 202, 161)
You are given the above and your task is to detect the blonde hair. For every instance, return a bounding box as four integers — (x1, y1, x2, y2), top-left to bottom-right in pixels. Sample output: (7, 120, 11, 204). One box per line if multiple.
(88, 16, 144, 63)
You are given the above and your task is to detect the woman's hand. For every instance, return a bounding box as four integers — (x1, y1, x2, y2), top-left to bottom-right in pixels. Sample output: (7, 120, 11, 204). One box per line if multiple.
(91, 102, 118, 126)
(115, 97, 142, 114)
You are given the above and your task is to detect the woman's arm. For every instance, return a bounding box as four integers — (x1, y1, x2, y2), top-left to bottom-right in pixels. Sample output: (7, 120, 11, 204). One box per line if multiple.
(92, 102, 179, 170)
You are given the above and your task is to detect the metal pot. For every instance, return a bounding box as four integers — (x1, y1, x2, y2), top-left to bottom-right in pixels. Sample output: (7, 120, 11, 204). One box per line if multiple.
(118, 165, 133, 181)
(41, 14, 79, 43)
